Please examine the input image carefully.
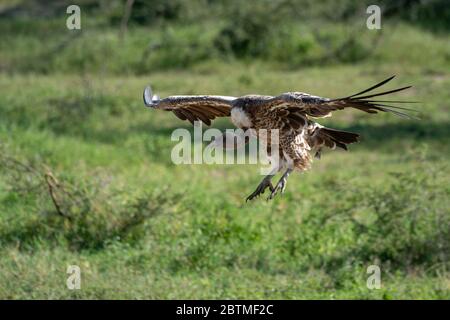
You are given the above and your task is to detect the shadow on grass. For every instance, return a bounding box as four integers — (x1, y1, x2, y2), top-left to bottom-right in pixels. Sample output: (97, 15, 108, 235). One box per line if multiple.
(343, 121, 450, 148)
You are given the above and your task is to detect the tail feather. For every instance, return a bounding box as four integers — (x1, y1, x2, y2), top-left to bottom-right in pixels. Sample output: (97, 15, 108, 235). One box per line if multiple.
(311, 127, 359, 155)
(320, 128, 360, 145)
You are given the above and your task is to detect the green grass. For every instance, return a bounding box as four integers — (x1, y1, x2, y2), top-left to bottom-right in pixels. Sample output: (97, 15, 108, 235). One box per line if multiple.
(1, 62, 449, 299)
(0, 8, 449, 298)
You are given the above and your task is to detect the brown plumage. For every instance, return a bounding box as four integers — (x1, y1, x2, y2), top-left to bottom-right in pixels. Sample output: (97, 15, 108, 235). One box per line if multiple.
(143, 76, 418, 201)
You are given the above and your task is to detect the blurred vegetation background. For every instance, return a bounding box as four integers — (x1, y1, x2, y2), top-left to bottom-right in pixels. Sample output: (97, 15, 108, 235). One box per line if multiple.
(0, 0, 449, 299)
(1, 0, 449, 73)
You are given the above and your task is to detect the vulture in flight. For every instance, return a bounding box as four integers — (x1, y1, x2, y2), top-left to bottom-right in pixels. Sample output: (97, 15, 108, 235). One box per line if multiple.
(143, 76, 417, 201)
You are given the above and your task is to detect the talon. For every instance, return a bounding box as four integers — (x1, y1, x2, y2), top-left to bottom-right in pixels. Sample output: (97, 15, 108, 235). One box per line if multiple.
(267, 185, 279, 200)
(266, 169, 292, 200)
(246, 176, 274, 202)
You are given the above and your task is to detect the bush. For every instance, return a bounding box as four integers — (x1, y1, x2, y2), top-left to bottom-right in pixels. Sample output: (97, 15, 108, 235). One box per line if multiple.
(108, 0, 183, 26)
(0, 151, 180, 251)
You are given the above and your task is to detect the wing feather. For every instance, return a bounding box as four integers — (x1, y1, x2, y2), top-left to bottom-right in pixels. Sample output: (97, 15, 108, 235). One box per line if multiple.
(189, 106, 213, 125)
(180, 109, 200, 125)
(143, 88, 235, 126)
(172, 109, 187, 121)
(270, 76, 419, 119)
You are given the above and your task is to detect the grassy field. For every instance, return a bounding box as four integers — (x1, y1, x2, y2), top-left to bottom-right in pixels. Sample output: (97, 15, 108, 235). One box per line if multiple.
(0, 1, 449, 299)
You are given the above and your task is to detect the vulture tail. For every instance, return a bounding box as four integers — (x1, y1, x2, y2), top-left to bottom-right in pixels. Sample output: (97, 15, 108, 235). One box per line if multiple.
(317, 127, 360, 152)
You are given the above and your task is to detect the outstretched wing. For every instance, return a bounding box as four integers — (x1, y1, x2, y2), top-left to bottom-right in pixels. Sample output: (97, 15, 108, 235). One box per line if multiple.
(270, 76, 419, 119)
(143, 86, 235, 126)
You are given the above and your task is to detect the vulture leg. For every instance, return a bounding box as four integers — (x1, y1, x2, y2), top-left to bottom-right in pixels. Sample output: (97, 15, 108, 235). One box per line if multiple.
(268, 168, 293, 200)
(246, 174, 275, 202)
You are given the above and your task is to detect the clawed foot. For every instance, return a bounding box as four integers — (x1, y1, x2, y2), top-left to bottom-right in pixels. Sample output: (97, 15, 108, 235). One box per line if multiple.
(246, 178, 274, 202)
(267, 175, 288, 200)
(246, 169, 293, 202)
